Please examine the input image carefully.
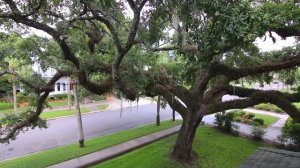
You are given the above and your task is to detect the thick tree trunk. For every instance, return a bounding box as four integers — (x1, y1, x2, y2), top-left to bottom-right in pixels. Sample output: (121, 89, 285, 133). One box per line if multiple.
(12, 83, 17, 114)
(172, 114, 203, 163)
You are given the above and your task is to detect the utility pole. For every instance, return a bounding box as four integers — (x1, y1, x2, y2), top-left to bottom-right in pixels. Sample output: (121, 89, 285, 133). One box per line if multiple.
(156, 95, 161, 126)
(74, 83, 85, 148)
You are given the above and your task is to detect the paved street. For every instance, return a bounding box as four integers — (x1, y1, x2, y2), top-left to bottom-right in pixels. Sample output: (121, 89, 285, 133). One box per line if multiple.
(0, 103, 178, 161)
(0, 95, 288, 162)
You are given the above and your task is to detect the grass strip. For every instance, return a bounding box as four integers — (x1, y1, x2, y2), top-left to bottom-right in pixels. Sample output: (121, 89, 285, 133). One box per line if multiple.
(40, 108, 90, 119)
(96, 126, 270, 168)
(98, 104, 109, 111)
(0, 120, 182, 168)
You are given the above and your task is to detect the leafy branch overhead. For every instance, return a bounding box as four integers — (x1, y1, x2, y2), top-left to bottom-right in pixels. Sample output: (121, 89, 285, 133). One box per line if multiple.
(2, 0, 300, 163)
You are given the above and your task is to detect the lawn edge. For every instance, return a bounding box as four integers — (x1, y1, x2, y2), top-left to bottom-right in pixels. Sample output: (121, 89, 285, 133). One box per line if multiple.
(48, 126, 181, 168)
(0, 120, 182, 164)
(45, 105, 109, 121)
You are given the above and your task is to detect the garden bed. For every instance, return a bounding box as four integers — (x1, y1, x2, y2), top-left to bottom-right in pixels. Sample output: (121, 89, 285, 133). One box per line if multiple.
(228, 110, 279, 127)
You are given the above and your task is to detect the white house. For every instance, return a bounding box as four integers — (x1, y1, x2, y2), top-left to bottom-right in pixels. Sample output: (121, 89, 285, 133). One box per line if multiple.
(32, 61, 71, 95)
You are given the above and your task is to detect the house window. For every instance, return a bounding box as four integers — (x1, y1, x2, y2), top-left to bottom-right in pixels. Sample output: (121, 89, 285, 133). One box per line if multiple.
(70, 83, 73, 91)
(57, 83, 60, 91)
(63, 83, 66, 91)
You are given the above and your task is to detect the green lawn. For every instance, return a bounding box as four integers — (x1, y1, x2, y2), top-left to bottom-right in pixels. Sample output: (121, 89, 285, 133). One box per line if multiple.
(40, 108, 90, 119)
(0, 101, 68, 114)
(48, 101, 68, 107)
(95, 126, 270, 168)
(250, 113, 278, 126)
(98, 104, 109, 111)
(1, 104, 108, 119)
(229, 110, 278, 127)
(0, 106, 30, 114)
(0, 120, 182, 168)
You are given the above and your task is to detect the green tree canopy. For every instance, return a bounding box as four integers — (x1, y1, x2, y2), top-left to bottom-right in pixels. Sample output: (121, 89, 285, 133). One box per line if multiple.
(2, 0, 300, 163)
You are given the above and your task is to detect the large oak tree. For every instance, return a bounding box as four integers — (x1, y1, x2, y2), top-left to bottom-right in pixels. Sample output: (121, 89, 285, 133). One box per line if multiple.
(1, 0, 300, 163)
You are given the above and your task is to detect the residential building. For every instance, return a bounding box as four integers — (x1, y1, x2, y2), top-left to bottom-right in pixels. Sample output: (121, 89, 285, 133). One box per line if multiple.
(32, 61, 72, 95)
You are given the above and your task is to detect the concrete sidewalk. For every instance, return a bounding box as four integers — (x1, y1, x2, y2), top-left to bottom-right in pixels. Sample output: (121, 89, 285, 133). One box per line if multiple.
(48, 109, 286, 168)
(48, 125, 181, 168)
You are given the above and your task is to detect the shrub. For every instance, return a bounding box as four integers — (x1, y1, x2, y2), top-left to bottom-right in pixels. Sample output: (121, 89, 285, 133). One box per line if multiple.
(251, 126, 266, 140)
(17, 93, 27, 103)
(276, 134, 289, 147)
(225, 112, 236, 121)
(235, 118, 241, 122)
(237, 111, 246, 116)
(281, 118, 300, 151)
(253, 118, 264, 125)
(214, 112, 239, 134)
(52, 94, 68, 100)
(247, 113, 255, 119)
(214, 112, 225, 128)
(0, 102, 13, 111)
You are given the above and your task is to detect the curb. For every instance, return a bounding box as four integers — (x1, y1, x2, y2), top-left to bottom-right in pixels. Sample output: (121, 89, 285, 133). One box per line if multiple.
(48, 126, 181, 168)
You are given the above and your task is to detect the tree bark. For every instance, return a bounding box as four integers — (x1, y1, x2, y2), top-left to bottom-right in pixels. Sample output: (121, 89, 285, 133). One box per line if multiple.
(67, 78, 72, 110)
(12, 82, 17, 114)
(172, 94, 175, 122)
(74, 84, 85, 148)
(156, 95, 161, 126)
(172, 113, 203, 162)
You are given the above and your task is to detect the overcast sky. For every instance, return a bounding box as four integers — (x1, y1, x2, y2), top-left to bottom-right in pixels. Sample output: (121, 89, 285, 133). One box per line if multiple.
(254, 32, 297, 52)
(31, 26, 297, 53)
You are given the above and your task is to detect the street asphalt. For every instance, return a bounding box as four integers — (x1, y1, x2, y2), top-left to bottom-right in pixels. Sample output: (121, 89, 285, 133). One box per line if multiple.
(0, 104, 178, 161)
(0, 97, 286, 161)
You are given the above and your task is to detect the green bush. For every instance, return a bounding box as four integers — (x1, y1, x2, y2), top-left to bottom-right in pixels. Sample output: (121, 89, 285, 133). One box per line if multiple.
(225, 112, 236, 121)
(247, 113, 255, 119)
(281, 118, 300, 151)
(253, 118, 264, 125)
(214, 112, 225, 128)
(237, 111, 246, 116)
(17, 93, 27, 103)
(0, 102, 13, 111)
(214, 112, 239, 134)
(251, 126, 266, 140)
(51, 94, 68, 100)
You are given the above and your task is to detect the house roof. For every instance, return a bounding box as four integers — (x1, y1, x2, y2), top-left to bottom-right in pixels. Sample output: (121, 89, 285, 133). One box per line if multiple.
(240, 147, 300, 168)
